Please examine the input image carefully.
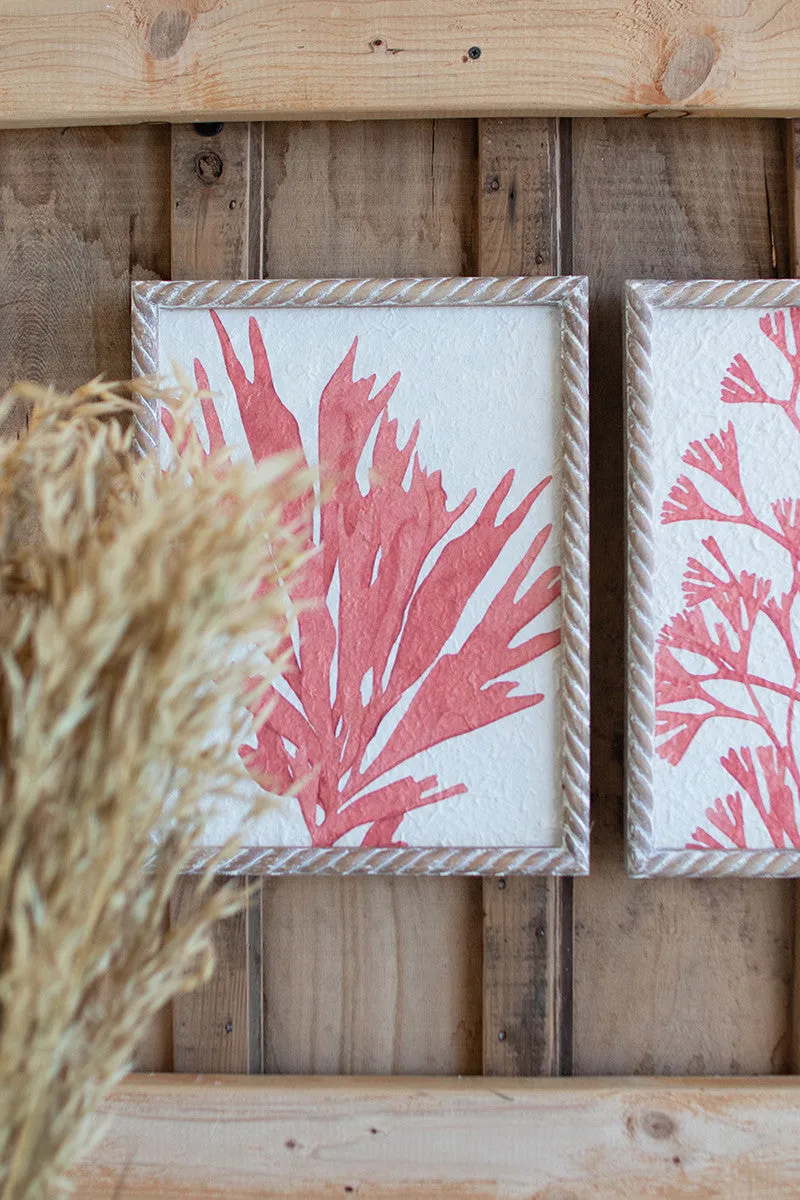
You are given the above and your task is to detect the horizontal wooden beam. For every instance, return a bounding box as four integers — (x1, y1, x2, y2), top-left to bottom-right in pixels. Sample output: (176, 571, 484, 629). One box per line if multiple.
(72, 1074, 800, 1197)
(2, 2, 800, 126)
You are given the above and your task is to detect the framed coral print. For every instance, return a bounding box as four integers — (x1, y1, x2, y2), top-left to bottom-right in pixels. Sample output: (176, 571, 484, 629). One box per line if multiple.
(627, 279, 800, 877)
(132, 277, 589, 875)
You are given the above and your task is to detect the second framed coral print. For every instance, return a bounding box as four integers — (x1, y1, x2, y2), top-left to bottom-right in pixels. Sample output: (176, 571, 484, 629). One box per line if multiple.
(133, 277, 589, 875)
(627, 279, 800, 876)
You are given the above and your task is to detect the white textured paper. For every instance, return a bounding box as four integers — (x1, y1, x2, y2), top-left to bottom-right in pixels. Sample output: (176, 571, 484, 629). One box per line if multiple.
(650, 305, 800, 852)
(158, 303, 565, 850)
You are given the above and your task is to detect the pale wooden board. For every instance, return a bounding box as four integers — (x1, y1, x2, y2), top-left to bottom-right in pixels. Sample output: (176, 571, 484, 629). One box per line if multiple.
(72, 1073, 800, 1198)
(169, 123, 265, 1074)
(573, 117, 794, 1073)
(477, 117, 572, 1076)
(3, 3, 800, 125)
(0, 124, 173, 1067)
(259, 119, 481, 1075)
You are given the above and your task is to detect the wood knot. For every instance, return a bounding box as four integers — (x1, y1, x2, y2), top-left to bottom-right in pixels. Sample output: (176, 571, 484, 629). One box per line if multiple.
(195, 150, 223, 184)
(147, 8, 191, 60)
(661, 35, 716, 103)
(640, 1109, 676, 1140)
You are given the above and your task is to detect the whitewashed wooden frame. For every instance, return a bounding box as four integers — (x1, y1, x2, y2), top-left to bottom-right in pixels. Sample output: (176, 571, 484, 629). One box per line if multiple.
(627, 278, 800, 877)
(132, 276, 589, 876)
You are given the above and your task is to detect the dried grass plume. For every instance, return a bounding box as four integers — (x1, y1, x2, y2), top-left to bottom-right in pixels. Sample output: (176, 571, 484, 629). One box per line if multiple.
(0, 380, 305, 1198)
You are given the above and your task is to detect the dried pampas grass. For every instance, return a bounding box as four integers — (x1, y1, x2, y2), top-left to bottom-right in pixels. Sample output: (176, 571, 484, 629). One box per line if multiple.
(0, 381, 305, 1199)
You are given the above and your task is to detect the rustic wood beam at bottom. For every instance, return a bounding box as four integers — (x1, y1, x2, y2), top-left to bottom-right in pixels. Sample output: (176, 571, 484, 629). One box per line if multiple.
(72, 1074, 800, 1198)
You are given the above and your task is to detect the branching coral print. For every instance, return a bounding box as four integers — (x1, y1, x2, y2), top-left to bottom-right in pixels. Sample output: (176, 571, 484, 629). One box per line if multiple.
(657, 309, 800, 850)
(176, 311, 561, 848)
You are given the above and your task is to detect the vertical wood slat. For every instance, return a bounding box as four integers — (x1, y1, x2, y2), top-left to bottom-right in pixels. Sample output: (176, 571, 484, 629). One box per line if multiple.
(260, 120, 482, 1075)
(171, 122, 263, 280)
(169, 122, 264, 1074)
(789, 121, 800, 279)
(477, 118, 573, 1077)
(787, 118, 800, 1074)
(572, 119, 793, 1075)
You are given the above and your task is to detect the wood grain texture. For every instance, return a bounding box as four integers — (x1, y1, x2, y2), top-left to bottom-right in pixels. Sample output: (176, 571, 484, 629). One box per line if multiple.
(170, 122, 264, 1074)
(259, 119, 481, 1075)
(263, 879, 482, 1074)
(477, 118, 563, 278)
(478, 117, 573, 1076)
(3, 3, 800, 125)
(134, 909, 174, 1073)
(788, 121, 800, 278)
(132, 1008, 174, 1074)
(482, 875, 572, 1076)
(171, 123, 263, 279)
(73, 1073, 800, 1198)
(262, 120, 474, 279)
(170, 879, 250, 1074)
(573, 118, 793, 1073)
(0, 124, 173, 1066)
(0, 125, 169, 392)
(573, 119, 791, 1080)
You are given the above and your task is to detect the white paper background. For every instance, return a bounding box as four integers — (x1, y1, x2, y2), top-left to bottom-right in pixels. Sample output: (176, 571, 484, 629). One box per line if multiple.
(650, 305, 800, 849)
(158, 303, 564, 849)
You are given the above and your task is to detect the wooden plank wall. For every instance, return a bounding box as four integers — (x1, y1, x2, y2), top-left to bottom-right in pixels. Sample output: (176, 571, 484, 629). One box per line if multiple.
(1, 117, 794, 1078)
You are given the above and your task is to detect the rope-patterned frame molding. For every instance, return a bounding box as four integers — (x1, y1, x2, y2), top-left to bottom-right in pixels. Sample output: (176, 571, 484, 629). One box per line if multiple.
(132, 276, 590, 876)
(626, 278, 800, 878)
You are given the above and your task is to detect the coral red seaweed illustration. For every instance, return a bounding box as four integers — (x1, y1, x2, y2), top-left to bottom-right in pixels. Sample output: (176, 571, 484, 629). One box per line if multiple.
(657, 309, 800, 850)
(175, 311, 561, 848)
